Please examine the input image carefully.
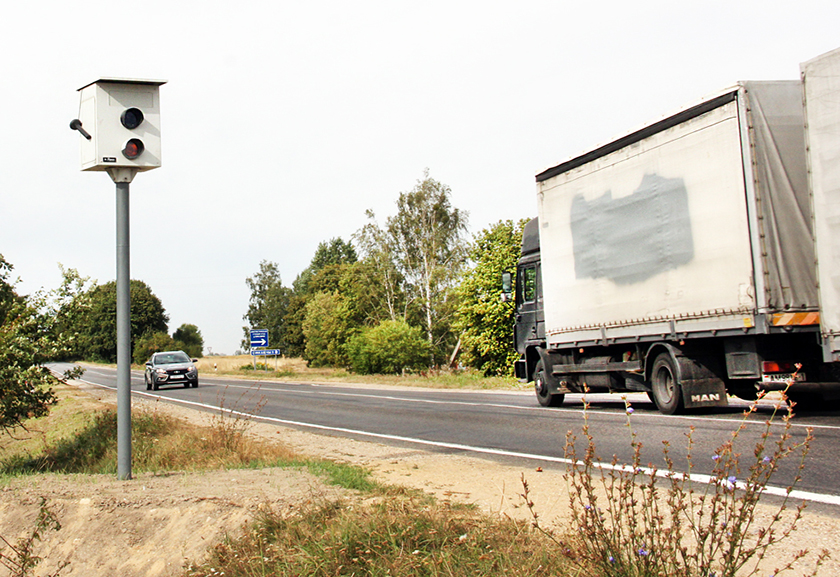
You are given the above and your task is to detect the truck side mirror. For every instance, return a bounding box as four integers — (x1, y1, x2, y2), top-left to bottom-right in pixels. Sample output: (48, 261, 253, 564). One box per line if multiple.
(501, 271, 513, 302)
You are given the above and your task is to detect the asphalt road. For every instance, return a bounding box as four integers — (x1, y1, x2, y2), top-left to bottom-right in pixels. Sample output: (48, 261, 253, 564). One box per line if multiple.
(50, 362, 840, 509)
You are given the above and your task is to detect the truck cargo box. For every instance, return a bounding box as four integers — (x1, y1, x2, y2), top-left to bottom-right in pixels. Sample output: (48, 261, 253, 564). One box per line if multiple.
(535, 81, 818, 350)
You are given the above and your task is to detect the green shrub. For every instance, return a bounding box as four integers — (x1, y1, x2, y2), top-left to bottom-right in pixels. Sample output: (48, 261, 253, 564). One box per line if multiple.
(346, 320, 431, 375)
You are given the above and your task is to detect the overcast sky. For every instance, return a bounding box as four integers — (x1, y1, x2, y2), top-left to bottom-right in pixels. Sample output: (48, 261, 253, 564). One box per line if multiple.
(1, 1, 839, 355)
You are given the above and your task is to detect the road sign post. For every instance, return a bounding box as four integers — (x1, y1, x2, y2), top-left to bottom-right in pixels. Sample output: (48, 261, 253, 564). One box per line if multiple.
(251, 348, 282, 371)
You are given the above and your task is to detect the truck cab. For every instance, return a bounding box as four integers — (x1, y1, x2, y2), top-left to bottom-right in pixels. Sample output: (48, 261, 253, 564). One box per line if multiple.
(513, 218, 544, 382)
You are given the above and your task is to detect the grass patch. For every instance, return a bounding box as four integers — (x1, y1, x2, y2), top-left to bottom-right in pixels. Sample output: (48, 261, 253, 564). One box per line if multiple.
(0, 408, 293, 476)
(0, 387, 376, 494)
(0, 383, 108, 467)
(184, 494, 577, 577)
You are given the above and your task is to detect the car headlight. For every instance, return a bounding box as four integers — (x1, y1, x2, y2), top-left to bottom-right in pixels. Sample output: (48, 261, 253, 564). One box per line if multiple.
(155, 368, 167, 376)
(187, 366, 197, 374)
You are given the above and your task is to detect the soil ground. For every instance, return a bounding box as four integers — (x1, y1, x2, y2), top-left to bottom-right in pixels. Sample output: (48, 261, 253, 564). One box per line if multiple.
(1, 379, 838, 576)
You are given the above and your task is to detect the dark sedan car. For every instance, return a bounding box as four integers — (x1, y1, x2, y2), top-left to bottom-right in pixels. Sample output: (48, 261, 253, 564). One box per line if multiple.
(145, 350, 199, 390)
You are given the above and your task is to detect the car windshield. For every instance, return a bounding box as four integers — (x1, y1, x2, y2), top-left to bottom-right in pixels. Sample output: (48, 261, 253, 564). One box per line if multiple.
(155, 352, 191, 364)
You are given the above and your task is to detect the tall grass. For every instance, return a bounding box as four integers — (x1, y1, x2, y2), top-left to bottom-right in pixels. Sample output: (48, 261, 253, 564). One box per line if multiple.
(184, 495, 575, 577)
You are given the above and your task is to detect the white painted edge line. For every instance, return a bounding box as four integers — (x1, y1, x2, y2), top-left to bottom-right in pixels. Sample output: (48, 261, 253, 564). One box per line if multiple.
(100, 381, 840, 508)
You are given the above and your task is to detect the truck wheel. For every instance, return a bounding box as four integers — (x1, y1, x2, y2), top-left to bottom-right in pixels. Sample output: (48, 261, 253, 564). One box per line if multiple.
(650, 353, 684, 415)
(535, 360, 564, 407)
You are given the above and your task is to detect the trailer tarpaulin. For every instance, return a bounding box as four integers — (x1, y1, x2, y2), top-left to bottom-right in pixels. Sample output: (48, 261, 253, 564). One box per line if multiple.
(802, 48, 840, 358)
(743, 81, 817, 312)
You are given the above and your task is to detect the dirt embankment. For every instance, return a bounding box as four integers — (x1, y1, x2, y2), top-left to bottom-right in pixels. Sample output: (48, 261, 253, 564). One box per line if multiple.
(1, 381, 838, 576)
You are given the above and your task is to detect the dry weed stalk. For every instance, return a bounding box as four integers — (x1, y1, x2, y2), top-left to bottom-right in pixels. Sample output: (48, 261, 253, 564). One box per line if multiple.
(206, 385, 267, 456)
(523, 370, 830, 577)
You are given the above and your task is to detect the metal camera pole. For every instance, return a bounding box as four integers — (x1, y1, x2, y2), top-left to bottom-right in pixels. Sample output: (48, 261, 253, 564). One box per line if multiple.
(111, 168, 137, 480)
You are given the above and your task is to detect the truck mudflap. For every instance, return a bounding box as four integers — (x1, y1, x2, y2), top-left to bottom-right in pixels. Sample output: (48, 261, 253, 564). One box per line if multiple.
(671, 350, 730, 409)
(681, 379, 730, 409)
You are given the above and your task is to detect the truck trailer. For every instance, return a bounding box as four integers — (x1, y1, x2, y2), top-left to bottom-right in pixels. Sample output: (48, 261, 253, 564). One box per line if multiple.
(508, 47, 840, 414)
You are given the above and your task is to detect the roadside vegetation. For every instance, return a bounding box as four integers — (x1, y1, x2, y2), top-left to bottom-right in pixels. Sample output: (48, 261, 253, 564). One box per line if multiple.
(0, 379, 830, 577)
(185, 496, 570, 577)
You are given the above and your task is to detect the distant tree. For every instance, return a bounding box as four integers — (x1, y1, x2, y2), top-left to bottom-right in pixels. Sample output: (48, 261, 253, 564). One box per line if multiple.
(282, 293, 308, 358)
(242, 261, 292, 353)
(70, 280, 169, 363)
(454, 219, 527, 376)
(52, 265, 96, 360)
(293, 238, 357, 295)
(302, 292, 353, 367)
(280, 239, 359, 360)
(0, 255, 80, 433)
(358, 170, 468, 364)
(354, 214, 408, 322)
(173, 323, 204, 358)
(133, 331, 176, 364)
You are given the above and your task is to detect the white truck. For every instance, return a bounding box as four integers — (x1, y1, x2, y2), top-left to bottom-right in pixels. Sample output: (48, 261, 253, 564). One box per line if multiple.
(507, 47, 840, 414)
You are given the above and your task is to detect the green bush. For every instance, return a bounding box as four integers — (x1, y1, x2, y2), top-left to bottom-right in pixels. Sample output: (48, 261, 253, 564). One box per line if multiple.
(346, 320, 431, 375)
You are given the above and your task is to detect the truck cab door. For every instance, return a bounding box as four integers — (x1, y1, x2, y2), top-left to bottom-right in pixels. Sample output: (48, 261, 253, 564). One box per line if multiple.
(514, 261, 544, 354)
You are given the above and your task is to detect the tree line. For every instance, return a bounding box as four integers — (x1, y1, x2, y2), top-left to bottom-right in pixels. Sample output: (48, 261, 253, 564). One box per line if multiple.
(243, 170, 527, 376)
(46, 266, 204, 364)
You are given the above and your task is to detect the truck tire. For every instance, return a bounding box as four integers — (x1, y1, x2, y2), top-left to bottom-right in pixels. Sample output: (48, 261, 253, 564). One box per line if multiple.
(650, 352, 684, 415)
(535, 359, 564, 407)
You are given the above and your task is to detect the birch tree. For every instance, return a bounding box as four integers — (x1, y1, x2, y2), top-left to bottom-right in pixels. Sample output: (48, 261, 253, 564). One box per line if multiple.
(358, 170, 468, 364)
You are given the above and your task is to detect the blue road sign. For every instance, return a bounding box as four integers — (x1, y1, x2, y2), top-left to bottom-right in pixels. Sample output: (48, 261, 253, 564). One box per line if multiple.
(249, 329, 269, 348)
(251, 349, 281, 356)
